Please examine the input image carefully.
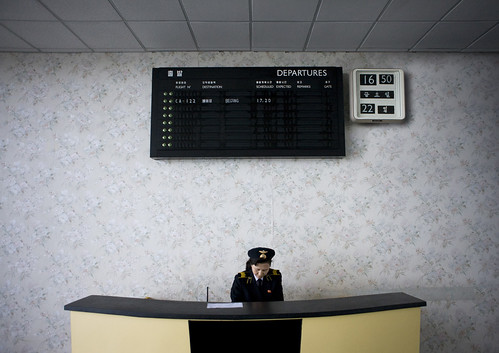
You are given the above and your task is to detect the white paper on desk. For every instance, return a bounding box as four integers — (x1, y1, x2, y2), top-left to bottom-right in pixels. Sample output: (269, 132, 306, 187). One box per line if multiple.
(207, 302, 243, 309)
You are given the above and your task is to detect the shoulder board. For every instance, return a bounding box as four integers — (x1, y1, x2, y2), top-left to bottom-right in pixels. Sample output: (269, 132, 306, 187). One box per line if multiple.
(237, 271, 253, 284)
(271, 269, 281, 276)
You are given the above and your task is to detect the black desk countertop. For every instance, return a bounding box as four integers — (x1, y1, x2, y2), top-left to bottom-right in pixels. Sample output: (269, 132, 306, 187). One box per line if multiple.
(64, 292, 425, 320)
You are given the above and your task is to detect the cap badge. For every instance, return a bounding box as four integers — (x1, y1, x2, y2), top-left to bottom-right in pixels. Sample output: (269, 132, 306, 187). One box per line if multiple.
(259, 250, 268, 259)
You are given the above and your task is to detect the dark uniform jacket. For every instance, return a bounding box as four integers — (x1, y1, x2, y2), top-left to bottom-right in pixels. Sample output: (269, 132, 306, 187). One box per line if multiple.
(230, 269, 284, 302)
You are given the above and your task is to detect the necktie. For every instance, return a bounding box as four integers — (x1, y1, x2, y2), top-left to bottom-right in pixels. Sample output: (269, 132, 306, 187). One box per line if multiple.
(257, 279, 263, 287)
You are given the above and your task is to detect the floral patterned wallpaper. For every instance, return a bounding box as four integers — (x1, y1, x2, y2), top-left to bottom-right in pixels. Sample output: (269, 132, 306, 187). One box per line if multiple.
(0, 51, 497, 352)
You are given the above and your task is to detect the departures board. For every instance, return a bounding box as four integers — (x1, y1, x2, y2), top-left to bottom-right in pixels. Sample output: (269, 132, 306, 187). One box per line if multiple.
(150, 67, 345, 158)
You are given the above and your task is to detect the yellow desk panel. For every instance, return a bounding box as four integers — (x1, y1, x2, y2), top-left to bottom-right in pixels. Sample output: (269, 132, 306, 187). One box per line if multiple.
(70, 312, 190, 353)
(301, 307, 421, 353)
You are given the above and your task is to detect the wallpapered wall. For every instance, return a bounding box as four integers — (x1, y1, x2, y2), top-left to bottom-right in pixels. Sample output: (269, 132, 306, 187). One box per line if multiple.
(0, 51, 497, 353)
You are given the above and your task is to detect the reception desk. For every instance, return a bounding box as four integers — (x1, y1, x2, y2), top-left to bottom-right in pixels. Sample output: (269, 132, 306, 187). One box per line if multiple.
(64, 292, 425, 353)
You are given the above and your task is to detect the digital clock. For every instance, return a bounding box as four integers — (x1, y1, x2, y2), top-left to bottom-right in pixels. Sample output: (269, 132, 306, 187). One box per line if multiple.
(350, 69, 405, 123)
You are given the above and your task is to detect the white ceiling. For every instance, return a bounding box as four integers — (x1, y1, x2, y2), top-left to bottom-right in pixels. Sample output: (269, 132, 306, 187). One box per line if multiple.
(0, 0, 498, 53)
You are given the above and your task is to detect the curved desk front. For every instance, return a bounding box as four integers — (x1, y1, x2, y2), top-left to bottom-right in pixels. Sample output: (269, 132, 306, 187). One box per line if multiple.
(64, 292, 425, 353)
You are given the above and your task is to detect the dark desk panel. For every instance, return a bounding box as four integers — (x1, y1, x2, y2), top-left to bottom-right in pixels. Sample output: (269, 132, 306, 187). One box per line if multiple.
(64, 292, 425, 320)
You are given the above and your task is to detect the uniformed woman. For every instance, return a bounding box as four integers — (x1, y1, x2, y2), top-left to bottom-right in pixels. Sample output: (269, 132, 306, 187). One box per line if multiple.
(230, 247, 284, 302)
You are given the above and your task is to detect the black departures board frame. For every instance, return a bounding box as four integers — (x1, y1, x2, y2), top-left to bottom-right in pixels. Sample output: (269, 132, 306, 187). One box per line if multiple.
(150, 67, 345, 158)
